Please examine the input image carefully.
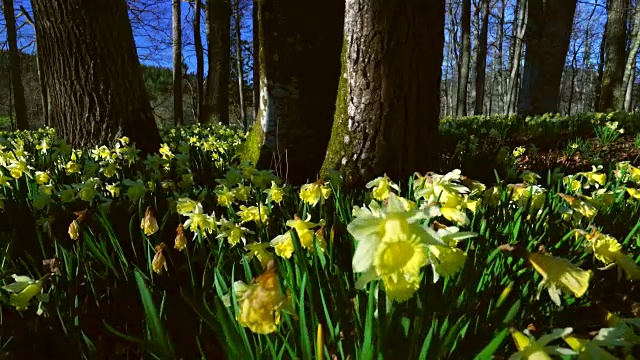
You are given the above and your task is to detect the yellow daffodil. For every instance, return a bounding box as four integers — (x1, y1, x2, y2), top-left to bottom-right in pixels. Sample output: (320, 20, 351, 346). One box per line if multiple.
(300, 180, 331, 207)
(34, 171, 50, 185)
(245, 242, 275, 269)
(140, 207, 159, 236)
(563, 335, 619, 360)
(174, 224, 187, 251)
(183, 203, 216, 238)
(264, 181, 284, 204)
(578, 228, 640, 281)
(152, 243, 167, 274)
(366, 174, 400, 201)
(217, 217, 254, 246)
(214, 185, 236, 207)
(1, 274, 49, 314)
(509, 327, 575, 359)
(176, 197, 198, 215)
(236, 261, 289, 334)
(527, 252, 592, 306)
(270, 214, 326, 258)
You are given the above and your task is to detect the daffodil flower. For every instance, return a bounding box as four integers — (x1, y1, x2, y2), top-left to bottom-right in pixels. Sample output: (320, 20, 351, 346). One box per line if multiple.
(578, 228, 640, 281)
(217, 217, 254, 246)
(1, 274, 50, 314)
(300, 180, 331, 207)
(236, 262, 290, 334)
(527, 252, 592, 306)
(563, 335, 620, 360)
(509, 327, 576, 360)
(183, 203, 216, 238)
(245, 242, 275, 269)
(264, 181, 284, 204)
(366, 174, 400, 201)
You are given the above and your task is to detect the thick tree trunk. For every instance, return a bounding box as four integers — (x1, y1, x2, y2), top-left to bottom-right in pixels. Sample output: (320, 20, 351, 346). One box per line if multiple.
(623, 5, 640, 111)
(194, 0, 204, 123)
(31, 0, 161, 154)
(242, 0, 344, 184)
(172, 0, 183, 125)
(234, 0, 246, 129)
(456, 0, 471, 116)
(321, 0, 445, 185)
(474, 0, 490, 115)
(203, 0, 231, 125)
(507, 0, 527, 115)
(599, 0, 629, 111)
(517, 0, 576, 116)
(252, 0, 259, 121)
(2, 0, 29, 130)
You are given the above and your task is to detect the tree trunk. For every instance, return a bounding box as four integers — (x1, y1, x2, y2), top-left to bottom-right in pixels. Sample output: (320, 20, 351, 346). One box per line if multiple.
(517, 0, 576, 116)
(321, 0, 445, 186)
(623, 4, 640, 111)
(234, 0, 247, 129)
(252, 0, 259, 121)
(241, 0, 344, 184)
(194, 0, 204, 123)
(497, 0, 505, 113)
(507, 0, 527, 115)
(172, 0, 183, 125)
(474, 0, 490, 115)
(19, 5, 48, 127)
(625, 66, 635, 111)
(203, 0, 231, 125)
(2, 0, 29, 130)
(599, 0, 629, 111)
(31, 0, 161, 154)
(595, 11, 608, 111)
(456, 0, 471, 116)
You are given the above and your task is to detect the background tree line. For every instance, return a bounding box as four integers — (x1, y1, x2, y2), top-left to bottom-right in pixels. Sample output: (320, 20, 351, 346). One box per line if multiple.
(1, 0, 640, 184)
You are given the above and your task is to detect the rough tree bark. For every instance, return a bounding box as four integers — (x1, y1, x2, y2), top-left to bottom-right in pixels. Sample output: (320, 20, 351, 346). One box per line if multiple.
(30, 0, 161, 154)
(321, 0, 445, 186)
(474, 0, 490, 115)
(193, 0, 204, 123)
(203, 0, 231, 125)
(241, 0, 344, 184)
(623, 4, 640, 111)
(456, 0, 471, 116)
(517, 0, 576, 116)
(2, 0, 29, 130)
(234, 0, 246, 129)
(599, 0, 629, 111)
(172, 0, 183, 125)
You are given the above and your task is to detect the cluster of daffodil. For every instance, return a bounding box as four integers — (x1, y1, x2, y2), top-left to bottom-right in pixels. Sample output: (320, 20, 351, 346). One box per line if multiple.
(348, 172, 478, 303)
(2, 123, 640, 357)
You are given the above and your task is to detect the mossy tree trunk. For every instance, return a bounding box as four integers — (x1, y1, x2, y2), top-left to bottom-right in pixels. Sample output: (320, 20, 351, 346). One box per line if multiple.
(517, 0, 576, 116)
(31, 0, 161, 154)
(203, 0, 231, 125)
(599, 0, 629, 111)
(321, 0, 445, 186)
(243, 0, 344, 184)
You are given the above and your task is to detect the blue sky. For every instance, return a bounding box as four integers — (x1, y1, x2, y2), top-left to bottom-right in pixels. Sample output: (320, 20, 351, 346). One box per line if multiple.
(1, 0, 254, 74)
(0, 0, 614, 81)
